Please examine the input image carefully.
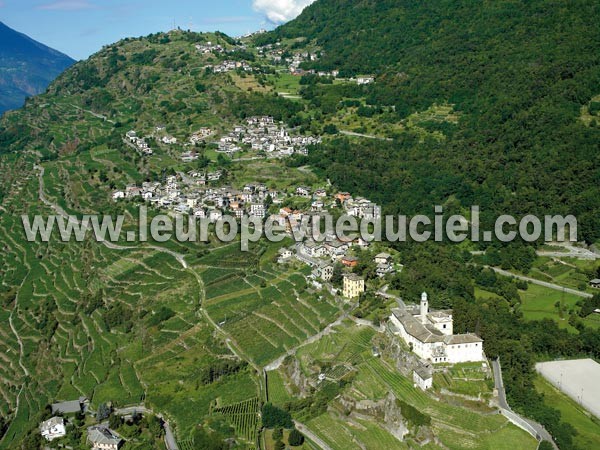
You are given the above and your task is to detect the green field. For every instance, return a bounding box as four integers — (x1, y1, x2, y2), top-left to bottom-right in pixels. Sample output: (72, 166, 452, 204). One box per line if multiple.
(266, 369, 295, 404)
(530, 257, 598, 294)
(534, 376, 600, 450)
(518, 284, 581, 332)
(267, 73, 302, 96)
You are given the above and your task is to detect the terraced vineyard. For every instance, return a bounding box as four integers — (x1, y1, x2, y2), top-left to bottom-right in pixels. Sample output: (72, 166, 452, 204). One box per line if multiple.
(211, 397, 261, 444)
(0, 161, 259, 446)
(307, 413, 406, 450)
(0, 148, 333, 446)
(198, 249, 342, 366)
(266, 369, 295, 404)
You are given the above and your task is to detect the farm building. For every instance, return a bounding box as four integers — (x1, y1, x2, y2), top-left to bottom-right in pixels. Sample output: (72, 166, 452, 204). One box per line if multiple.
(413, 367, 433, 390)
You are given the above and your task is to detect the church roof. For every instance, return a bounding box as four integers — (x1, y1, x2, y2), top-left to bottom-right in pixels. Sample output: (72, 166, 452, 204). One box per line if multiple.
(391, 308, 482, 345)
(443, 334, 482, 344)
(391, 308, 445, 343)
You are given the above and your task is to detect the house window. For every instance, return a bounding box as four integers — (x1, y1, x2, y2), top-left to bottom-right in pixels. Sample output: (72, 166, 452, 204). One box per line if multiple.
(443, 324, 446, 329)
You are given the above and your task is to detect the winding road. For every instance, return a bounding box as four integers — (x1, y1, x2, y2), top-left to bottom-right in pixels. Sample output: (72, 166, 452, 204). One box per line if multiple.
(294, 421, 333, 450)
(492, 359, 558, 449)
(483, 265, 593, 298)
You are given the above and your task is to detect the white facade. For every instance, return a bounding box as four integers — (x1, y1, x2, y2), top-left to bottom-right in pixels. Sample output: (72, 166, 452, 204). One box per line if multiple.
(40, 417, 66, 441)
(250, 203, 266, 218)
(389, 293, 484, 364)
(413, 369, 433, 391)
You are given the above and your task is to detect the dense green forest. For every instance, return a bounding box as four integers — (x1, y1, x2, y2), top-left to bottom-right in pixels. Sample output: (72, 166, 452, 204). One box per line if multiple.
(265, 0, 600, 242)
(256, 1, 600, 447)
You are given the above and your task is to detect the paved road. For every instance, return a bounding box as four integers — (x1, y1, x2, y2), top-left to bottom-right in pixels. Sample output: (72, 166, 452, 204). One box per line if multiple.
(294, 421, 332, 450)
(537, 242, 599, 260)
(376, 286, 406, 308)
(484, 266, 592, 298)
(114, 406, 178, 450)
(492, 359, 558, 449)
(491, 359, 509, 409)
(339, 130, 393, 141)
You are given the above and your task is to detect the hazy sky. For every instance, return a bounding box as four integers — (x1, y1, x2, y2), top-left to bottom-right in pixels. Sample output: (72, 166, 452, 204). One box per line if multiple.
(0, 0, 316, 60)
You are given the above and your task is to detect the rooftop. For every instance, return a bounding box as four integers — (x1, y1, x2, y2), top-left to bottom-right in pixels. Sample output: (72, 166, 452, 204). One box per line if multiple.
(343, 273, 363, 282)
(40, 416, 64, 432)
(391, 308, 481, 345)
(87, 426, 122, 445)
(414, 367, 432, 380)
(51, 398, 84, 414)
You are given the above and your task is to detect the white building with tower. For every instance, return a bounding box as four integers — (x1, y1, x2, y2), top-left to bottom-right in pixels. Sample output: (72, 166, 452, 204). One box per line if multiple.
(389, 292, 484, 364)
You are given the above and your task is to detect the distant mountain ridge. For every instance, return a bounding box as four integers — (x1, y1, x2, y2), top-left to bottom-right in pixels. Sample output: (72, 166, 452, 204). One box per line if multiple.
(0, 21, 75, 113)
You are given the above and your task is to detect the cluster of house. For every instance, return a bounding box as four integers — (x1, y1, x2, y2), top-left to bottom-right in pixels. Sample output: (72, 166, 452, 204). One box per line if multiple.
(335, 191, 382, 219)
(40, 417, 123, 449)
(39, 397, 123, 449)
(126, 126, 216, 161)
(276, 209, 398, 298)
(210, 60, 252, 73)
(217, 116, 320, 156)
(287, 52, 318, 74)
(189, 127, 213, 144)
(124, 130, 153, 155)
(194, 41, 224, 54)
(255, 44, 319, 73)
(114, 174, 277, 218)
(157, 125, 213, 148)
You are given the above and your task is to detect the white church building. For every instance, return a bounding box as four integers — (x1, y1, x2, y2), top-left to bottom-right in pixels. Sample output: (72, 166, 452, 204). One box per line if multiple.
(389, 293, 484, 364)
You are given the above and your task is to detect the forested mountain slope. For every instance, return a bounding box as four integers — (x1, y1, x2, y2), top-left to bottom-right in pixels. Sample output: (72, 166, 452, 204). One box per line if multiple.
(0, 21, 75, 113)
(260, 0, 600, 242)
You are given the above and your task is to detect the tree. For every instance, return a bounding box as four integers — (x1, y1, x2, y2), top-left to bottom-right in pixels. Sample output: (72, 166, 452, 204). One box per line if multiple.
(108, 413, 122, 430)
(272, 427, 283, 440)
(331, 262, 343, 286)
(288, 428, 305, 446)
(147, 415, 164, 438)
(97, 403, 112, 422)
(274, 440, 285, 450)
(261, 403, 293, 429)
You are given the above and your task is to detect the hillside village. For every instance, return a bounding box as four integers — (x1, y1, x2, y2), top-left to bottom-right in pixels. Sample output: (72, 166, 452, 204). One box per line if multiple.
(111, 159, 394, 290)
(123, 115, 321, 162)
(1, 7, 598, 449)
(191, 34, 374, 83)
